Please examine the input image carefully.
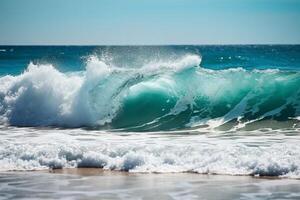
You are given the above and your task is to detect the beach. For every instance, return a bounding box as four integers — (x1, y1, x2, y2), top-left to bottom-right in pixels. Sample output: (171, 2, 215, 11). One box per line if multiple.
(1, 0, 300, 199)
(1, 168, 300, 200)
(1, 45, 300, 199)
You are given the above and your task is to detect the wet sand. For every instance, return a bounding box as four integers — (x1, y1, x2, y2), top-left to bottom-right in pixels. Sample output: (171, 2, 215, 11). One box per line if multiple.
(0, 168, 300, 200)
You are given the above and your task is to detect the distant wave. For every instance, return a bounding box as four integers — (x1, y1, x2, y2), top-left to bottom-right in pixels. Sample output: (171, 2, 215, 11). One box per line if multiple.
(0, 54, 300, 131)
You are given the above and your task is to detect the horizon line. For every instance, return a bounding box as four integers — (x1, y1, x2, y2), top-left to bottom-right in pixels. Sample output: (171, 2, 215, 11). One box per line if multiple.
(1, 43, 300, 46)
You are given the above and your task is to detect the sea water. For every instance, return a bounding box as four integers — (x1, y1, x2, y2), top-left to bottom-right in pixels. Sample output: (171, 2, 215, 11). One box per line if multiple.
(0, 45, 300, 177)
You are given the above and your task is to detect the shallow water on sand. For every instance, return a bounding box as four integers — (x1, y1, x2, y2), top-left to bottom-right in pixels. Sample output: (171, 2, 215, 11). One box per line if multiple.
(0, 170, 300, 200)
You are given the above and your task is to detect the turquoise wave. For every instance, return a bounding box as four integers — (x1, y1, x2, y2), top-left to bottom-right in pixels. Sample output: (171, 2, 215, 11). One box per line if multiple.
(110, 68, 300, 131)
(0, 55, 300, 131)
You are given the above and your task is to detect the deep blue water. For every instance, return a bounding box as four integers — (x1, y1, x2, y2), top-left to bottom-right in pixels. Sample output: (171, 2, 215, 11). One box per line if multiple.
(1, 45, 300, 76)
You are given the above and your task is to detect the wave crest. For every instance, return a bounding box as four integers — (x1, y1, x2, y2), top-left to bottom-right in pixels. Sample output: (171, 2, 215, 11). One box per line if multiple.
(0, 54, 300, 130)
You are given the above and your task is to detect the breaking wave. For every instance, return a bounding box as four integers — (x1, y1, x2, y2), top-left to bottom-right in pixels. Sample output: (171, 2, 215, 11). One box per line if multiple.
(0, 54, 300, 131)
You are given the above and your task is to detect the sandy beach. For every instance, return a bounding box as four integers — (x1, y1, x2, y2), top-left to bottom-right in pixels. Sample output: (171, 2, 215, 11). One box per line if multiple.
(0, 168, 299, 200)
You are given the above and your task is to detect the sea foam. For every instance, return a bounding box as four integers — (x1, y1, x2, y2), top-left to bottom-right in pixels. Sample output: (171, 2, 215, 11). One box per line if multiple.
(0, 127, 299, 178)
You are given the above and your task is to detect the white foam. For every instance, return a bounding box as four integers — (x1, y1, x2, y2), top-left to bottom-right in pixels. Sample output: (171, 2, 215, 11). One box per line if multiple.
(0, 63, 83, 126)
(0, 127, 299, 178)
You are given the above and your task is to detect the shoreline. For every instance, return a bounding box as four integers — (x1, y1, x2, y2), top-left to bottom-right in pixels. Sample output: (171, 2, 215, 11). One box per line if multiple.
(1, 168, 300, 200)
(2, 167, 294, 180)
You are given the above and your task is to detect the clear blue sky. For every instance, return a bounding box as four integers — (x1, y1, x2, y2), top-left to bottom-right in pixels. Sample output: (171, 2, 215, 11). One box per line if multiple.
(0, 0, 300, 45)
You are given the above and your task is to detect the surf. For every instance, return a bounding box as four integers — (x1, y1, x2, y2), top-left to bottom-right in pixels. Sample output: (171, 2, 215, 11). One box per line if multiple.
(0, 54, 300, 131)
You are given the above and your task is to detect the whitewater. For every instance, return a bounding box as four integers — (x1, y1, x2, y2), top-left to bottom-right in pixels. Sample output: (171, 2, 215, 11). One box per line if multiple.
(0, 45, 300, 178)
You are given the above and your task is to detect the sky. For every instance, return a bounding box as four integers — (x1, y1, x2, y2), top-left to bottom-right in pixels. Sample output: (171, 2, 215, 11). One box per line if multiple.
(0, 0, 300, 45)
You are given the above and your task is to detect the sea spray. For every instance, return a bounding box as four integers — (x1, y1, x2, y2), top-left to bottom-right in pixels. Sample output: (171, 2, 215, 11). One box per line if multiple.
(0, 54, 300, 130)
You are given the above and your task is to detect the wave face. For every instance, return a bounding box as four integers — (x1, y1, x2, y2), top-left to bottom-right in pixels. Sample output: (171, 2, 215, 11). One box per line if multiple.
(0, 53, 300, 131)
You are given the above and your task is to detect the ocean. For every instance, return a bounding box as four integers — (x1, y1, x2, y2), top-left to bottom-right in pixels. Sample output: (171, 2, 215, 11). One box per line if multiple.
(0, 45, 300, 178)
